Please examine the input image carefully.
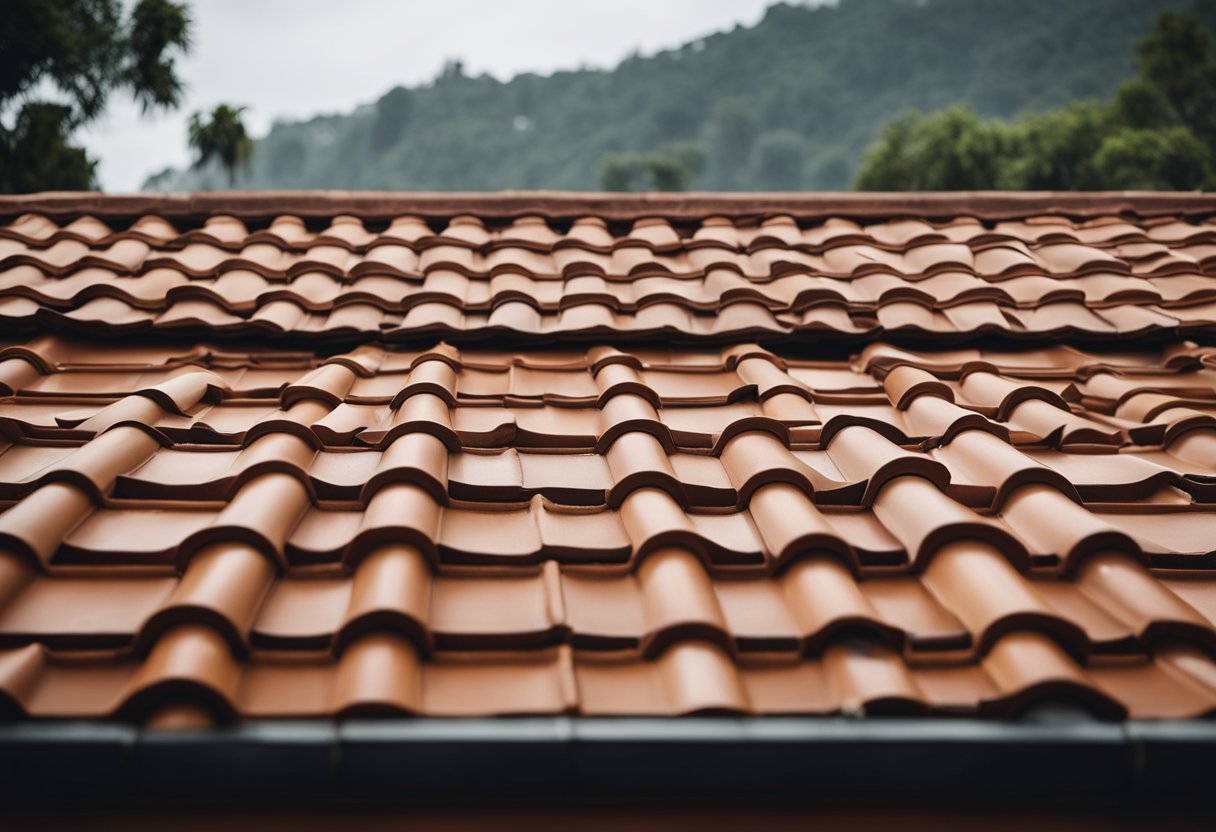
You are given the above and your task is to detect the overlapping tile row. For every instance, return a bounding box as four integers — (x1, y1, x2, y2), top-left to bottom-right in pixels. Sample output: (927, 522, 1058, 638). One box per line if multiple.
(3, 335, 1216, 723)
(3, 212, 1216, 342)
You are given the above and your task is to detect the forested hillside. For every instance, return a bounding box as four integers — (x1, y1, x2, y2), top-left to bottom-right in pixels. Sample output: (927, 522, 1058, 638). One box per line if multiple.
(145, 0, 1216, 192)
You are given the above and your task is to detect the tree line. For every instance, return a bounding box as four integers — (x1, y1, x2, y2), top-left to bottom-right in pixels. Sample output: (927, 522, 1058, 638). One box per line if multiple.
(3, 0, 1213, 193)
(855, 11, 1216, 190)
(143, 0, 1207, 193)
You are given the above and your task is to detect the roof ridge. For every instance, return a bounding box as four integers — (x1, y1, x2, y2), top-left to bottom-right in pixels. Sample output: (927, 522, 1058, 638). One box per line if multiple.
(3, 190, 1215, 222)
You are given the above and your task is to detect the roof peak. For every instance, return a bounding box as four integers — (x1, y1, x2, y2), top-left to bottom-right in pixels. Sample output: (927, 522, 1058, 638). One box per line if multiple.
(3, 190, 1214, 222)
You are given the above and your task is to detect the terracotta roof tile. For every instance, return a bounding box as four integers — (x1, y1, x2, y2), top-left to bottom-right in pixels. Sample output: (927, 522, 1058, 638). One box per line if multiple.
(0, 331, 1215, 718)
(3, 194, 1216, 347)
(1, 194, 1216, 727)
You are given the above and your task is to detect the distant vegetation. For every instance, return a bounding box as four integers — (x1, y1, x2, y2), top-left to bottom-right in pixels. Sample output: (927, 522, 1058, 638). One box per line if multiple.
(147, 0, 1216, 193)
(188, 104, 253, 186)
(147, 0, 1211, 193)
(856, 11, 1216, 190)
(1, 0, 255, 194)
(0, 0, 192, 192)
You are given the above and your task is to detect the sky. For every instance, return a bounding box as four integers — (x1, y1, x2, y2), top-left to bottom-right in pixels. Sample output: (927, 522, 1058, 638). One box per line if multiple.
(80, 0, 780, 191)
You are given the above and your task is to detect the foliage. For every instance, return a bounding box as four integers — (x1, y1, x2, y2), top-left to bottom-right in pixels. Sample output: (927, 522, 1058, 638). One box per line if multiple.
(148, 0, 1214, 192)
(601, 143, 705, 191)
(1137, 9, 1216, 144)
(188, 105, 253, 186)
(599, 154, 644, 191)
(0, 0, 192, 192)
(855, 108, 1011, 190)
(0, 104, 96, 192)
(855, 11, 1216, 190)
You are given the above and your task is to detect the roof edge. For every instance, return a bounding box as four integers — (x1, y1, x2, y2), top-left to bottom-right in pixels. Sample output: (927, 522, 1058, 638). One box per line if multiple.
(3, 190, 1215, 222)
(2, 717, 1214, 807)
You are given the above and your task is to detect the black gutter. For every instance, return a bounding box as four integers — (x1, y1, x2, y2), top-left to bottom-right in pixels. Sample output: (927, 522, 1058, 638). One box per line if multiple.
(2, 717, 1216, 808)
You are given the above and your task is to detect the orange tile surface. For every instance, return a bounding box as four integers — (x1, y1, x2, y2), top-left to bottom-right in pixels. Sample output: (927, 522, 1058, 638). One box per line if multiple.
(2, 194, 1216, 725)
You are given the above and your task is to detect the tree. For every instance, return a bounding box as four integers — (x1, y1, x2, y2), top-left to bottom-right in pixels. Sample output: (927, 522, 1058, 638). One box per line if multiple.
(601, 144, 704, 191)
(855, 11, 1216, 191)
(188, 105, 253, 186)
(601, 154, 644, 191)
(1092, 126, 1210, 189)
(1006, 101, 1113, 190)
(855, 108, 1010, 190)
(138, 0, 1204, 192)
(1113, 78, 1176, 130)
(652, 142, 705, 190)
(0, 0, 192, 192)
(644, 156, 692, 191)
(0, 105, 96, 192)
(1135, 10, 1216, 145)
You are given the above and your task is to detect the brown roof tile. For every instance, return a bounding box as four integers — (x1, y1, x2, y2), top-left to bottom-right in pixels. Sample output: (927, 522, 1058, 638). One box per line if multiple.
(2, 193, 1216, 347)
(1, 194, 1216, 728)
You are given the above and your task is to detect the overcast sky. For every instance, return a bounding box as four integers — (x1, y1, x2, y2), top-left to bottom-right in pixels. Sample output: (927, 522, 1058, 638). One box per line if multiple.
(80, 0, 781, 191)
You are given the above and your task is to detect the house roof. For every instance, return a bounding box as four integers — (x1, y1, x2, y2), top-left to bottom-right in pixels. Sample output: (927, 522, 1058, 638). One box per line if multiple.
(2, 191, 1216, 801)
(3, 191, 1216, 346)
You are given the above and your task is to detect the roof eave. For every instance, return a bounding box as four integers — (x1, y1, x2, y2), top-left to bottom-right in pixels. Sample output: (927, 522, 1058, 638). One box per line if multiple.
(3, 716, 1215, 808)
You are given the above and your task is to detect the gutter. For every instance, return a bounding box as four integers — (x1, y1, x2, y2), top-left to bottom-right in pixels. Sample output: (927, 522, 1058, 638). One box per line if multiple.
(1, 717, 1215, 807)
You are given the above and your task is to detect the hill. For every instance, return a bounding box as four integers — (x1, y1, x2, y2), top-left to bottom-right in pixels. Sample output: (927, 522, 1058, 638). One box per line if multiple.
(145, 0, 1216, 192)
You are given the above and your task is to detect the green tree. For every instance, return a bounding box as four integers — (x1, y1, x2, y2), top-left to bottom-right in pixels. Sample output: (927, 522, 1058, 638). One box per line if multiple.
(602, 144, 704, 192)
(855, 11, 1216, 191)
(601, 154, 644, 191)
(188, 105, 253, 186)
(1092, 126, 1210, 189)
(0, 104, 96, 191)
(1113, 78, 1176, 129)
(653, 141, 705, 190)
(855, 107, 1010, 190)
(1007, 101, 1113, 189)
(138, 0, 1206, 192)
(0, 0, 192, 192)
(645, 156, 691, 191)
(1135, 10, 1216, 144)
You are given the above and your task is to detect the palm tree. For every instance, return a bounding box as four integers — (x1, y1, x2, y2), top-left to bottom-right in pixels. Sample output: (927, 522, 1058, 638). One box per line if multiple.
(188, 104, 252, 187)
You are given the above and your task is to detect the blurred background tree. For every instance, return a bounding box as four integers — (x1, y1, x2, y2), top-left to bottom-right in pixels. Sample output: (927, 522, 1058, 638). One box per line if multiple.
(188, 104, 253, 186)
(0, 0, 192, 192)
(601, 143, 705, 191)
(5, 0, 1213, 193)
(148, 0, 1211, 193)
(854, 11, 1216, 190)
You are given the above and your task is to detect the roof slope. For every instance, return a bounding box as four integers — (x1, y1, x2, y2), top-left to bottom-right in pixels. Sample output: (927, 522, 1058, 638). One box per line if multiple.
(1, 193, 1216, 729)
(2, 192, 1216, 346)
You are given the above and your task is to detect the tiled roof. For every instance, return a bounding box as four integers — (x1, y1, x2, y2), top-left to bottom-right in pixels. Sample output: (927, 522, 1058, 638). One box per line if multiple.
(1, 193, 1216, 729)
(3, 192, 1216, 345)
